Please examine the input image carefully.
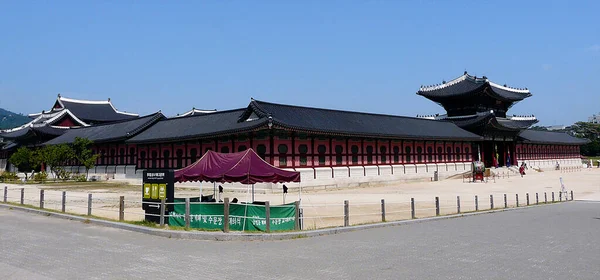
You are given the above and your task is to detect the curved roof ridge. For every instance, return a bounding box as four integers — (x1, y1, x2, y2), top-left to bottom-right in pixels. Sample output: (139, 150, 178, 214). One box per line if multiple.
(488, 81, 530, 94)
(251, 99, 455, 123)
(175, 108, 218, 118)
(64, 111, 160, 129)
(419, 74, 467, 92)
(59, 95, 139, 117)
(166, 108, 246, 121)
(59, 96, 111, 105)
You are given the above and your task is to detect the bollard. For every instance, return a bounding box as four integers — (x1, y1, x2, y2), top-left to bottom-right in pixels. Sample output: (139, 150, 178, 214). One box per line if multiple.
(536, 193, 539, 205)
(87, 193, 92, 216)
(344, 200, 349, 227)
(544, 192, 547, 203)
(570, 190, 574, 201)
(119, 196, 125, 221)
(435, 197, 440, 216)
(185, 198, 190, 230)
(490, 195, 494, 209)
(516, 194, 519, 207)
(411, 198, 415, 219)
(294, 201, 300, 230)
(475, 195, 479, 211)
(504, 194, 507, 208)
(457, 196, 461, 214)
(381, 199, 386, 222)
(61, 191, 66, 213)
(223, 198, 230, 233)
(552, 192, 555, 202)
(526, 193, 530, 206)
(159, 198, 165, 227)
(3, 186, 6, 203)
(40, 189, 44, 209)
(20, 188, 24, 204)
(559, 191, 562, 202)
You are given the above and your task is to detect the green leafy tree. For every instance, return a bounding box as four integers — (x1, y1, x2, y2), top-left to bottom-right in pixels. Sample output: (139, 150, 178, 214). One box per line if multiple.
(8, 147, 39, 179)
(567, 122, 600, 156)
(72, 137, 99, 179)
(35, 144, 74, 180)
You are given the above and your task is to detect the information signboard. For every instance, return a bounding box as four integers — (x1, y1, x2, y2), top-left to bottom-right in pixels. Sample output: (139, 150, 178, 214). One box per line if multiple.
(142, 170, 174, 223)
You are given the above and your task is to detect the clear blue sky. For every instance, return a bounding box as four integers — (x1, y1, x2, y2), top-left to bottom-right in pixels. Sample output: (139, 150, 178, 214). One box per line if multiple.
(0, 1, 598, 126)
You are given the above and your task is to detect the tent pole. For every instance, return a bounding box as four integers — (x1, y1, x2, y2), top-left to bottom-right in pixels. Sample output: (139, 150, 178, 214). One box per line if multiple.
(199, 183, 202, 200)
(252, 184, 255, 202)
(213, 182, 216, 198)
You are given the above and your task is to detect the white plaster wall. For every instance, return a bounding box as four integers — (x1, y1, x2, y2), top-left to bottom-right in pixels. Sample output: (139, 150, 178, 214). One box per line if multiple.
(415, 164, 427, 174)
(364, 166, 379, 177)
(391, 165, 404, 175)
(314, 167, 333, 180)
(349, 166, 364, 178)
(378, 165, 392, 176)
(332, 167, 349, 178)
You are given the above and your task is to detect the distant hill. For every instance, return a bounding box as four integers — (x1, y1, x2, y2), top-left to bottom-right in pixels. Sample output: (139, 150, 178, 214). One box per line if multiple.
(0, 108, 30, 130)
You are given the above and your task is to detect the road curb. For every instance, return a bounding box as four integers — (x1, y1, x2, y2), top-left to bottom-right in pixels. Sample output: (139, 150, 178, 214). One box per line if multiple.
(0, 201, 568, 241)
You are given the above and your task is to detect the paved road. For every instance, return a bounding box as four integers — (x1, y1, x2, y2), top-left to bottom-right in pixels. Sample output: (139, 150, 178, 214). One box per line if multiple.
(1, 202, 599, 280)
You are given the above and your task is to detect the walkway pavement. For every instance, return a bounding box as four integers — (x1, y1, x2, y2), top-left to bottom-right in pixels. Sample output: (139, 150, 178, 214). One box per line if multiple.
(1, 201, 599, 279)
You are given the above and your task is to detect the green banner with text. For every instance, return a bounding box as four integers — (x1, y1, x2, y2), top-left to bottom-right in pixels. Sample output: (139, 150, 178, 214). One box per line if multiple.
(169, 198, 296, 232)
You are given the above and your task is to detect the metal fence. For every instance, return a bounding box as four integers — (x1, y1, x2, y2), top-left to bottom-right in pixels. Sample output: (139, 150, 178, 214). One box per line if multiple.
(2, 185, 574, 232)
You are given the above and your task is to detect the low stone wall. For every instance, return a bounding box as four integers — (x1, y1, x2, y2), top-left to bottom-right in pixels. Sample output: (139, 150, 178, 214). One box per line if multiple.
(517, 158, 582, 171)
(45, 158, 579, 192)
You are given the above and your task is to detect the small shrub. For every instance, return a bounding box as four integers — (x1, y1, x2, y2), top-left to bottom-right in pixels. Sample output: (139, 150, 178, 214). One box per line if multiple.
(72, 174, 87, 182)
(33, 171, 48, 182)
(0, 172, 19, 182)
(56, 169, 72, 181)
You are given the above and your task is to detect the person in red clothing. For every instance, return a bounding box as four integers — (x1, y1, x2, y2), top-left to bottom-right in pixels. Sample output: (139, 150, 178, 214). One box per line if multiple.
(519, 163, 526, 177)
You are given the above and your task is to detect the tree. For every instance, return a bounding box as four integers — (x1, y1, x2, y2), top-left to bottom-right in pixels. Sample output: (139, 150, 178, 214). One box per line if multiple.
(568, 122, 600, 156)
(8, 147, 39, 179)
(36, 144, 74, 180)
(72, 137, 99, 179)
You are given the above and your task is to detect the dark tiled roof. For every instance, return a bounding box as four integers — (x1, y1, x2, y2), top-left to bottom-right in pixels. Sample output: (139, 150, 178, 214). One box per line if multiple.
(43, 113, 164, 145)
(417, 74, 532, 102)
(518, 130, 590, 145)
(443, 113, 537, 131)
(2, 141, 17, 150)
(496, 118, 538, 130)
(127, 109, 268, 143)
(0, 126, 67, 139)
(1, 127, 33, 139)
(60, 99, 138, 123)
(248, 100, 482, 140)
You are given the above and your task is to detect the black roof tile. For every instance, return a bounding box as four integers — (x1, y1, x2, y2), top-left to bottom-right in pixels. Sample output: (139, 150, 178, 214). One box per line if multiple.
(443, 112, 537, 131)
(60, 98, 138, 123)
(43, 113, 164, 145)
(417, 74, 532, 102)
(0, 126, 67, 139)
(249, 100, 482, 140)
(127, 109, 268, 143)
(518, 130, 590, 145)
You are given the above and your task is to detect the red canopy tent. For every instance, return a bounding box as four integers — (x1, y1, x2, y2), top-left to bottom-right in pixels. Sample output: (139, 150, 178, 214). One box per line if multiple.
(175, 149, 300, 184)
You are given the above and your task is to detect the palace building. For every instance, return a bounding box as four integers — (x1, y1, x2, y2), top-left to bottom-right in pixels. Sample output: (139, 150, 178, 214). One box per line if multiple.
(0, 73, 588, 187)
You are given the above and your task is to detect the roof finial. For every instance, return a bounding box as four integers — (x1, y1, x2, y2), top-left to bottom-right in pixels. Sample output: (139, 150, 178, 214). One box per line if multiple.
(464, 70, 468, 75)
(108, 97, 111, 102)
(57, 93, 61, 98)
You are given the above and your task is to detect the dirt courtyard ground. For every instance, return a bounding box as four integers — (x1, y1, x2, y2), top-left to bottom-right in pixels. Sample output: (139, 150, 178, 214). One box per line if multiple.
(4, 167, 599, 229)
